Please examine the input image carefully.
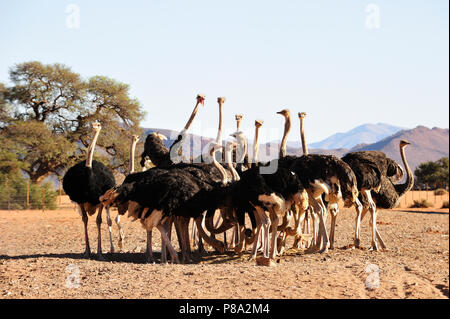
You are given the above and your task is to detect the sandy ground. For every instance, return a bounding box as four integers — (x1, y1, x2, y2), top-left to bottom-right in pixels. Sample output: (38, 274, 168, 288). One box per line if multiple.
(0, 205, 448, 299)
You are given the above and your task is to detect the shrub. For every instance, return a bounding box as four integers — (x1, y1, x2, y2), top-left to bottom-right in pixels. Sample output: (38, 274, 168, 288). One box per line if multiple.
(409, 199, 432, 208)
(442, 201, 449, 209)
(0, 175, 57, 210)
(434, 188, 448, 195)
(29, 182, 58, 210)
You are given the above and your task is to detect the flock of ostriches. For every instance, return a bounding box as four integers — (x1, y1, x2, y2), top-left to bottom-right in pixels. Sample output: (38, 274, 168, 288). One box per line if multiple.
(62, 94, 414, 265)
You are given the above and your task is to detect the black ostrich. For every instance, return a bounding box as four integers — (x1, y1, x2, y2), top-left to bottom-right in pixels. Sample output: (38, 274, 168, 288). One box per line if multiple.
(108, 134, 141, 251)
(273, 109, 359, 253)
(100, 143, 275, 264)
(140, 94, 205, 168)
(62, 122, 116, 259)
(341, 140, 414, 250)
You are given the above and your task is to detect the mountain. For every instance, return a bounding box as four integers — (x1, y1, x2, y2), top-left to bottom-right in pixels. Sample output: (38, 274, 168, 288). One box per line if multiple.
(144, 126, 449, 174)
(308, 123, 406, 150)
(350, 126, 449, 174)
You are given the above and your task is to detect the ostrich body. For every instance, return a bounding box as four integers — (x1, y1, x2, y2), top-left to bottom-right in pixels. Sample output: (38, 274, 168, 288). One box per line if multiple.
(101, 143, 283, 264)
(274, 109, 359, 253)
(62, 122, 116, 259)
(371, 141, 414, 209)
(339, 140, 414, 250)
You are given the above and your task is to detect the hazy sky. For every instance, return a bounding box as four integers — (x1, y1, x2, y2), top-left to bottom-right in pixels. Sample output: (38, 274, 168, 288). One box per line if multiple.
(1, 0, 448, 144)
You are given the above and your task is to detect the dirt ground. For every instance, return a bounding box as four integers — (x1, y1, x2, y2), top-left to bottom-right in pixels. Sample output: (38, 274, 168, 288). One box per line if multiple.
(0, 205, 448, 299)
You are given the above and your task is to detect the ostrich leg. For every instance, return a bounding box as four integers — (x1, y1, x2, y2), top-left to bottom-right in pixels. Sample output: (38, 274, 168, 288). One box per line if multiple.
(145, 230, 154, 263)
(328, 203, 338, 250)
(95, 206, 106, 261)
(80, 206, 91, 258)
(105, 207, 115, 253)
(156, 224, 180, 264)
(115, 214, 125, 251)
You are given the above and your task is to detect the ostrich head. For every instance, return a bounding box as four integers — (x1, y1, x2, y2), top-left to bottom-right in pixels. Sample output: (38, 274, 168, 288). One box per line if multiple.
(132, 135, 140, 143)
(99, 187, 119, 209)
(235, 114, 243, 121)
(277, 109, 290, 118)
(225, 140, 237, 153)
(298, 112, 307, 119)
(218, 97, 226, 104)
(154, 132, 168, 141)
(400, 139, 410, 148)
(255, 120, 263, 128)
(92, 121, 101, 132)
(196, 94, 206, 105)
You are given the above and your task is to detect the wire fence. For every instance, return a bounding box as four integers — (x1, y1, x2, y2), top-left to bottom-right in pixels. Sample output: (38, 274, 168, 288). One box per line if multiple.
(397, 190, 449, 209)
(0, 178, 60, 211)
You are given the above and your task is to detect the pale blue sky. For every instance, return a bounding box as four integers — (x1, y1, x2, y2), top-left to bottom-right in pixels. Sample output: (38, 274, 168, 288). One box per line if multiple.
(0, 0, 448, 144)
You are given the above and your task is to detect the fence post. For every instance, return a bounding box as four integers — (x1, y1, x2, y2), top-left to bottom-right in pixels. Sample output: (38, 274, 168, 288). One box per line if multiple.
(26, 180, 30, 209)
(6, 178, 10, 210)
(42, 187, 45, 212)
(59, 180, 62, 207)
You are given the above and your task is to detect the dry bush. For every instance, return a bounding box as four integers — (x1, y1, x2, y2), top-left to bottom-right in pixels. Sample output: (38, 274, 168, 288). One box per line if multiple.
(442, 201, 449, 209)
(410, 199, 432, 208)
(434, 188, 448, 195)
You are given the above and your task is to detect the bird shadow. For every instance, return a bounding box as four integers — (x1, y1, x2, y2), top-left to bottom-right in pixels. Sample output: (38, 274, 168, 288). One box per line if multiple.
(0, 250, 247, 265)
(396, 209, 449, 215)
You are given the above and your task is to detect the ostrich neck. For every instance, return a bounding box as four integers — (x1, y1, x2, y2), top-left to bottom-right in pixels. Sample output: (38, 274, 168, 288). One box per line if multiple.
(395, 145, 414, 196)
(236, 120, 242, 132)
(299, 118, 309, 155)
(184, 101, 202, 131)
(279, 116, 291, 158)
(211, 147, 228, 185)
(215, 103, 223, 144)
(86, 128, 101, 168)
(237, 137, 247, 164)
(253, 126, 261, 165)
(128, 140, 138, 174)
(225, 146, 240, 182)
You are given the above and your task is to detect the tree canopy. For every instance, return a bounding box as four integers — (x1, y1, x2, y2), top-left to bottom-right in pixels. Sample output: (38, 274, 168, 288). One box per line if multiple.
(0, 61, 145, 183)
(414, 157, 449, 189)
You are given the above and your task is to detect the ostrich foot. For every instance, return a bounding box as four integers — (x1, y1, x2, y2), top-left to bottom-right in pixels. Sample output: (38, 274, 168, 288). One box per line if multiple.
(145, 251, 155, 264)
(255, 256, 276, 267)
(118, 240, 123, 251)
(354, 238, 361, 248)
(319, 247, 329, 254)
(83, 250, 91, 259)
(369, 242, 379, 251)
(97, 253, 106, 261)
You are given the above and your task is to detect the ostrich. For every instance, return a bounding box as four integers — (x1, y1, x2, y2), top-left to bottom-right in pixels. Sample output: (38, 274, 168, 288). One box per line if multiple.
(277, 109, 292, 158)
(273, 110, 359, 253)
(235, 114, 243, 131)
(252, 120, 264, 166)
(62, 122, 116, 260)
(112, 134, 140, 251)
(101, 141, 280, 264)
(340, 140, 413, 250)
(140, 94, 205, 168)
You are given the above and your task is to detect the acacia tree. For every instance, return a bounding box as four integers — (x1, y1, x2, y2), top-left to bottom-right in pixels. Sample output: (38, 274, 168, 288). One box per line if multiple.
(414, 157, 449, 189)
(2, 61, 145, 183)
